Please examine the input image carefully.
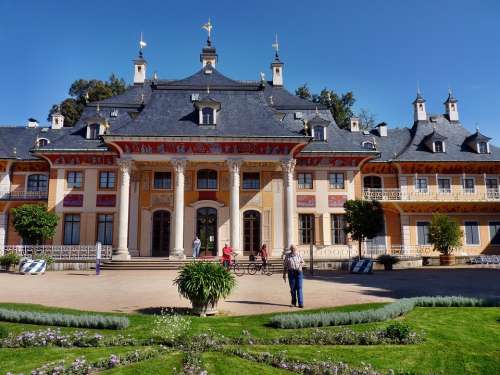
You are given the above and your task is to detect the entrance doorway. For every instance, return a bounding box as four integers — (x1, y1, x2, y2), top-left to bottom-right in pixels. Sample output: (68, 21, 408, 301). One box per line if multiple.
(243, 210, 261, 256)
(196, 207, 217, 256)
(152, 210, 171, 257)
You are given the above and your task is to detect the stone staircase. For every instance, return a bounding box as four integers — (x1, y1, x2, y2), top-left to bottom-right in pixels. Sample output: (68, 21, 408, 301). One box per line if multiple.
(100, 257, 284, 271)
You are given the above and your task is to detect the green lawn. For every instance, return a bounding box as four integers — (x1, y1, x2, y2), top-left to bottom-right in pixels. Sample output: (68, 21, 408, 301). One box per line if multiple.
(0, 302, 498, 374)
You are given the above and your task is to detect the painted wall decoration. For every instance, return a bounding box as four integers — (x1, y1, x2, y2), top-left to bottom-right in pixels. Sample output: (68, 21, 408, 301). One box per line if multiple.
(116, 141, 298, 155)
(12, 162, 49, 172)
(328, 195, 347, 208)
(297, 195, 316, 207)
(63, 194, 83, 207)
(96, 194, 116, 207)
(296, 157, 365, 168)
(46, 154, 116, 166)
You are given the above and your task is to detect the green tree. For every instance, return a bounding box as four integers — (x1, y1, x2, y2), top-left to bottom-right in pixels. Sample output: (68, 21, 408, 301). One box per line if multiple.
(428, 214, 463, 256)
(343, 199, 384, 258)
(48, 74, 127, 127)
(11, 204, 59, 245)
(295, 84, 356, 130)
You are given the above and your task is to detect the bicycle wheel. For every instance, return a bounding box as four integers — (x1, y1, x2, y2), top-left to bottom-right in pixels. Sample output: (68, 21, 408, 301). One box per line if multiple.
(233, 263, 245, 276)
(247, 263, 258, 275)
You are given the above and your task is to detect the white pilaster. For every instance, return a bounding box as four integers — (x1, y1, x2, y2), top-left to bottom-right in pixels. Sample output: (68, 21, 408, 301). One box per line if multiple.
(228, 159, 243, 255)
(281, 158, 296, 250)
(114, 159, 132, 260)
(400, 214, 410, 254)
(0, 213, 7, 255)
(172, 158, 187, 258)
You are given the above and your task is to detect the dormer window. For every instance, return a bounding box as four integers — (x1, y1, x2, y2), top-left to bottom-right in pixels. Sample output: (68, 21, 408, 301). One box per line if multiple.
(37, 138, 49, 147)
(362, 141, 375, 150)
(478, 141, 489, 154)
(87, 123, 100, 139)
(201, 107, 215, 125)
(313, 126, 326, 141)
(434, 141, 445, 153)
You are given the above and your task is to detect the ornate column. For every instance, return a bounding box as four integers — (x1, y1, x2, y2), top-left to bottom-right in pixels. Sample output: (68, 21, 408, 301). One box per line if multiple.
(228, 159, 243, 255)
(115, 158, 132, 260)
(281, 158, 296, 250)
(172, 158, 187, 258)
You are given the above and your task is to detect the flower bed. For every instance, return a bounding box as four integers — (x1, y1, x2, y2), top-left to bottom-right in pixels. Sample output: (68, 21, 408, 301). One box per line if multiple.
(0, 308, 129, 329)
(269, 296, 499, 329)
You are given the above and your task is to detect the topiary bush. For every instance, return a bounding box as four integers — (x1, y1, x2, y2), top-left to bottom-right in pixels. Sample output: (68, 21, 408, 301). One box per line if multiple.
(0, 308, 129, 329)
(385, 322, 412, 341)
(269, 296, 499, 329)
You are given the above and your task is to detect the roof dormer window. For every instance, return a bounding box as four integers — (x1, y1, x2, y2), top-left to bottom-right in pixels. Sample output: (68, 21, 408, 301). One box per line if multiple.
(87, 123, 100, 140)
(313, 126, 326, 141)
(478, 141, 489, 154)
(201, 107, 215, 125)
(195, 96, 220, 126)
(37, 138, 49, 147)
(434, 140, 445, 153)
(362, 141, 375, 150)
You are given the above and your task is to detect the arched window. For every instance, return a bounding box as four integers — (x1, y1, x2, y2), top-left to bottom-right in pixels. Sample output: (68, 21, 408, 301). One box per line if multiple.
(434, 141, 444, 153)
(197, 169, 217, 190)
(313, 126, 325, 141)
(37, 138, 49, 147)
(27, 174, 48, 192)
(201, 108, 215, 125)
(363, 175, 382, 189)
(362, 141, 375, 150)
(478, 142, 488, 154)
(87, 124, 100, 139)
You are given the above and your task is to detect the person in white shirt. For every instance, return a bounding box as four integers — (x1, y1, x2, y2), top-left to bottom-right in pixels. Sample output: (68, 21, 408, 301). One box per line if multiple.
(282, 245, 304, 308)
(192, 236, 201, 259)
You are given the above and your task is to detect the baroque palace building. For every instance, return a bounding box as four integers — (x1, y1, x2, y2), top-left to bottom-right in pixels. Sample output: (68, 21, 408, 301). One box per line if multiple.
(0, 34, 500, 260)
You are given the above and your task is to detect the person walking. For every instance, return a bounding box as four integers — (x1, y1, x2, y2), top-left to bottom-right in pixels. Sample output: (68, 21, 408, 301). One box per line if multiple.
(192, 236, 201, 259)
(221, 243, 233, 269)
(282, 245, 304, 308)
(258, 244, 268, 272)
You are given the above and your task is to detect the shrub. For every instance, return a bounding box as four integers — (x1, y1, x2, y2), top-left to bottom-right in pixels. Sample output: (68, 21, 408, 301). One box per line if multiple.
(0, 252, 21, 268)
(385, 322, 412, 341)
(269, 296, 499, 329)
(377, 254, 400, 265)
(0, 308, 129, 330)
(11, 204, 59, 245)
(34, 254, 55, 266)
(429, 213, 462, 255)
(174, 262, 236, 308)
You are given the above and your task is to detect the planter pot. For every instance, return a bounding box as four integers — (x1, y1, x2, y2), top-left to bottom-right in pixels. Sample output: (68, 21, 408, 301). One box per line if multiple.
(383, 263, 394, 271)
(192, 302, 218, 317)
(439, 255, 456, 266)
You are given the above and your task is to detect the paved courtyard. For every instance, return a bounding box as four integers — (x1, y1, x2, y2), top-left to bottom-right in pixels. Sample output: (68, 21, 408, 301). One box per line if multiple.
(0, 267, 498, 315)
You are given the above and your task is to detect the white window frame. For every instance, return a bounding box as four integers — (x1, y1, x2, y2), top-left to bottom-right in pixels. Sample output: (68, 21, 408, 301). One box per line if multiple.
(433, 140, 445, 153)
(361, 141, 375, 150)
(312, 126, 326, 141)
(416, 221, 431, 246)
(415, 176, 428, 193)
(463, 220, 480, 246)
(477, 141, 490, 154)
(437, 177, 451, 194)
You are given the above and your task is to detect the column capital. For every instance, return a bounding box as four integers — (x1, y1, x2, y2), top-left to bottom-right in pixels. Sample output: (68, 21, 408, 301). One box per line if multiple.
(117, 158, 133, 173)
(227, 158, 243, 173)
(172, 158, 187, 173)
(281, 158, 296, 174)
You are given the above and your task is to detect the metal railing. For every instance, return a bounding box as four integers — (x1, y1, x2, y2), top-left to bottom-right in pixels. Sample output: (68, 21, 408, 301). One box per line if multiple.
(1, 245, 112, 260)
(363, 188, 500, 202)
(0, 190, 48, 201)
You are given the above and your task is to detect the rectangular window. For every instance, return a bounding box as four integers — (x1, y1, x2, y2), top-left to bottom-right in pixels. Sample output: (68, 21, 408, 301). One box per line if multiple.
(464, 221, 480, 245)
(331, 214, 346, 244)
(63, 214, 80, 245)
(415, 177, 428, 193)
(297, 173, 313, 189)
(489, 221, 500, 245)
(242, 172, 260, 190)
(417, 222, 430, 245)
(153, 172, 172, 190)
(97, 214, 113, 246)
(462, 177, 475, 193)
(486, 178, 498, 190)
(67, 171, 83, 189)
(27, 174, 48, 192)
(438, 178, 451, 193)
(299, 214, 314, 244)
(329, 173, 345, 189)
(99, 171, 116, 189)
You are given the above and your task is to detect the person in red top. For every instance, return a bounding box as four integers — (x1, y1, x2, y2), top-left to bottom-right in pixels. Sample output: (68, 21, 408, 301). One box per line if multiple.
(258, 244, 268, 271)
(221, 243, 233, 268)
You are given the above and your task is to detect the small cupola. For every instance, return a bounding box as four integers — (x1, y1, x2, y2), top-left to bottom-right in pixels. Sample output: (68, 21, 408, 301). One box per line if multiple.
(133, 33, 147, 84)
(422, 128, 447, 153)
(444, 89, 459, 121)
(308, 109, 330, 141)
(85, 105, 108, 139)
(200, 19, 218, 68)
(350, 117, 360, 132)
(376, 122, 388, 137)
(270, 34, 283, 86)
(194, 89, 221, 126)
(27, 118, 39, 128)
(464, 127, 491, 154)
(51, 106, 64, 129)
(413, 90, 427, 122)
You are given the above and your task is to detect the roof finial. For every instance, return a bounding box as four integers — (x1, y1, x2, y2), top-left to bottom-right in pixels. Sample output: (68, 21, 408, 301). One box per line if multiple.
(417, 81, 421, 95)
(207, 85, 210, 94)
(315, 106, 319, 115)
(96, 104, 100, 113)
(139, 32, 147, 58)
(475, 123, 480, 132)
(272, 33, 280, 58)
(202, 18, 213, 46)
(152, 71, 158, 81)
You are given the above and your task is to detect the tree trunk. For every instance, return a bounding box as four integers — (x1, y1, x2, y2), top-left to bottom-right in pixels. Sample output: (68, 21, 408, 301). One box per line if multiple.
(358, 239, 362, 259)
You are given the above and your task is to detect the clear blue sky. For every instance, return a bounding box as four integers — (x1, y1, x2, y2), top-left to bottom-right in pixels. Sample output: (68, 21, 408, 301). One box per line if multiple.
(1, 0, 499, 140)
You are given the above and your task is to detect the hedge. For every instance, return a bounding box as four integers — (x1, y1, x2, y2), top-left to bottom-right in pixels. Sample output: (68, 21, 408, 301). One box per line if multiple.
(269, 296, 499, 329)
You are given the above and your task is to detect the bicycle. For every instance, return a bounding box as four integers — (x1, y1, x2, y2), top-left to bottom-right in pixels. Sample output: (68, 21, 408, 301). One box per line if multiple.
(224, 254, 245, 276)
(247, 257, 272, 276)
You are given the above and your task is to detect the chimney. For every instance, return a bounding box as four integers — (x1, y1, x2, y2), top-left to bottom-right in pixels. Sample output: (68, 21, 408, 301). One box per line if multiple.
(350, 117, 360, 132)
(27, 118, 39, 128)
(377, 122, 388, 137)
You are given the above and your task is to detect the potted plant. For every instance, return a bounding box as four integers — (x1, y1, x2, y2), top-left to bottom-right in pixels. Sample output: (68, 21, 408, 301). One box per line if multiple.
(428, 214, 462, 266)
(377, 254, 400, 271)
(0, 252, 21, 272)
(174, 262, 236, 316)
